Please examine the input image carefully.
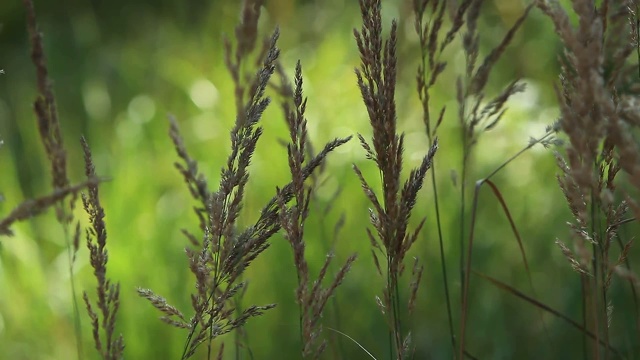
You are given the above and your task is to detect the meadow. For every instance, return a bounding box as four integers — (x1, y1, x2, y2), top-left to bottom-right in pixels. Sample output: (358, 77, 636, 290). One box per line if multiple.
(1, 0, 639, 358)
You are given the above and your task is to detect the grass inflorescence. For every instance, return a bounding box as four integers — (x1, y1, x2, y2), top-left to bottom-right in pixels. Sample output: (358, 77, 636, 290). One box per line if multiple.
(2, 0, 640, 358)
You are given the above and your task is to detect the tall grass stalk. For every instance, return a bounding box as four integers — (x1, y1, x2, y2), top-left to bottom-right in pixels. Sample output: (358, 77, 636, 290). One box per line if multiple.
(413, 0, 474, 354)
(537, 0, 640, 357)
(353, 0, 438, 357)
(22, 0, 90, 357)
(138, 2, 350, 359)
(277, 60, 356, 359)
(453, 2, 532, 356)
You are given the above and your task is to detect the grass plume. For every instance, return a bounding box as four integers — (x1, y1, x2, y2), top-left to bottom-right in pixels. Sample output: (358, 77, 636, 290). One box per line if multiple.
(81, 137, 125, 360)
(138, 2, 350, 359)
(277, 60, 356, 358)
(354, 0, 438, 357)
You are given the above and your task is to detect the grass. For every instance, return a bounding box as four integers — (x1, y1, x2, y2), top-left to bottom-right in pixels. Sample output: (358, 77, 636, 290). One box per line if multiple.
(1, 0, 640, 358)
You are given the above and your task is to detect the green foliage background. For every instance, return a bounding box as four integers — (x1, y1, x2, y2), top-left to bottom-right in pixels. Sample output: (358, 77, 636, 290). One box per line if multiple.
(1, 0, 638, 358)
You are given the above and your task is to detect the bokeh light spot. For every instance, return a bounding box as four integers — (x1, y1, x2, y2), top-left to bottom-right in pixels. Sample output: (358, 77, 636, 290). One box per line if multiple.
(82, 80, 111, 121)
(189, 79, 219, 110)
(128, 94, 156, 124)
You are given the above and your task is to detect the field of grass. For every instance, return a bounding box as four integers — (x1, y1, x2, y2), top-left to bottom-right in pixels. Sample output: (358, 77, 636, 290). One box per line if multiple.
(1, 0, 640, 358)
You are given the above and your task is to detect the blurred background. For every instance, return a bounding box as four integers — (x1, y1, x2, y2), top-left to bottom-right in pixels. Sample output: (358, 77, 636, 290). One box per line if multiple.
(1, 0, 638, 358)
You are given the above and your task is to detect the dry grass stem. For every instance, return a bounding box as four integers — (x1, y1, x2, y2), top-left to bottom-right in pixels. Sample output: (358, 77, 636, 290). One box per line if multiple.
(23, 0, 69, 194)
(140, 3, 351, 359)
(0, 180, 97, 237)
(277, 60, 355, 358)
(81, 137, 125, 360)
(449, 2, 537, 357)
(354, 0, 439, 357)
(18, 2, 109, 357)
(536, 0, 640, 356)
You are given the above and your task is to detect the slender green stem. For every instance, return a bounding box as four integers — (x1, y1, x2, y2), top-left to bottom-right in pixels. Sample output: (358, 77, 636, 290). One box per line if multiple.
(234, 284, 253, 360)
(314, 201, 347, 358)
(296, 272, 304, 357)
(327, 328, 378, 360)
(63, 218, 83, 360)
(581, 275, 588, 360)
(393, 274, 402, 358)
(636, 5, 640, 78)
(387, 260, 394, 360)
(590, 182, 599, 359)
(429, 164, 456, 355)
(460, 150, 467, 306)
(415, 10, 455, 355)
(483, 132, 553, 182)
